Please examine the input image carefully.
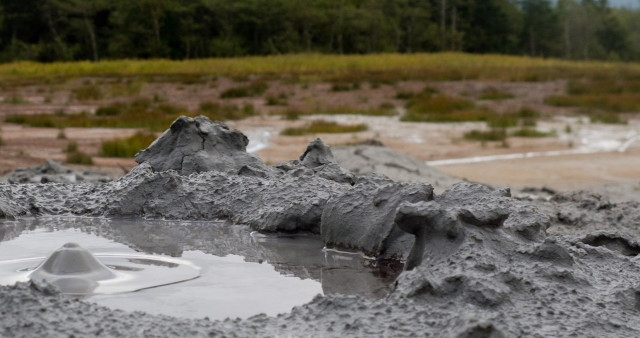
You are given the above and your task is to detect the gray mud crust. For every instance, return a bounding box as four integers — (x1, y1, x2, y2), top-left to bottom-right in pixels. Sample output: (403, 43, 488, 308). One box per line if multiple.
(3, 159, 111, 184)
(2, 116, 640, 337)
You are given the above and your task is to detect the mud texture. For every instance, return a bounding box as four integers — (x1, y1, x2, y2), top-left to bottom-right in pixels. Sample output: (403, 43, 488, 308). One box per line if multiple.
(3, 159, 110, 184)
(2, 115, 640, 337)
(332, 144, 461, 193)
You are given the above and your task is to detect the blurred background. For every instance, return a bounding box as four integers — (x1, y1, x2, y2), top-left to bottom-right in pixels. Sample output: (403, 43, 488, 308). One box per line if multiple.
(0, 0, 638, 200)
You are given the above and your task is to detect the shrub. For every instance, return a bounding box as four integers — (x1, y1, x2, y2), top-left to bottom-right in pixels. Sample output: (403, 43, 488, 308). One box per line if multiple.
(516, 107, 541, 119)
(331, 82, 360, 92)
(395, 91, 416, 99)
(479, 87, 514, 100)
(464, 129, 507, 141)
(402, 110, 489, 122)
(71, 83, 103, 101)
(487, 115, 518, 128)
(100, 132, 157, 158)
(64, 141, 79, 153)
(95, 105, 123, 116)
(265, 94, 288, 106)
(66, 151, 93, 165)
(511, 128, 553, 137)
(544, 94, 640, 112)
(109, 81, 143, 97)
(589, 113, 628, 124)
(281, 110, 300, 120)
(3, 95, 27, 104)
(220, 80, 269, 98)
(281, 120, 368, 136)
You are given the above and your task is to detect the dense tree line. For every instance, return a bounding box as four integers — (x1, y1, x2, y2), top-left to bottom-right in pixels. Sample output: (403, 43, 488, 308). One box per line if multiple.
(0, 0, 638, 63)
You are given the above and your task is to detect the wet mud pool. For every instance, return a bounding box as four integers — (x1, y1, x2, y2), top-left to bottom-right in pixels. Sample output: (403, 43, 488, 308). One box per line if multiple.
(0, 216, 401, 320)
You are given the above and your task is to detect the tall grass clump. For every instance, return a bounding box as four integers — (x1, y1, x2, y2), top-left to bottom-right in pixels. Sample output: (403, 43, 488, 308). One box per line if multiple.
(463, 129, 507, 141)
(2, 95, 28, 104)
(109, 80, 144, 97)
(71, 83, 103, 101)
(511, 128, 554, 137)
(272, 106, 395, 117)
(567, 79, 640, 95)
(220, 80, 268, 98)
(479, 87, 514, 100)
(544, 94, 640, 112)
(547, 79, 640, 113)
(281, 120, 368, 136)
(100, 132, 157, 157)
(403, 90, 487, 122)
(589, 112, 628, 124)
(265, 93, 288, 106)
(64, 141, 93, 164)
(331, 82, 361, 92)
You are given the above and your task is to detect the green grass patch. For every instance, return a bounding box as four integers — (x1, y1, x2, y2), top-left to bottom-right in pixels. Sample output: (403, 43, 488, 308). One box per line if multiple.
(487, 115, 518, 128)
(64, 141, 93, 165)
(479, 87, 514, 100)
(100, 132, 157, 158)
(545, 94, 640, 112)
(331, 82, 361, 92)
(71, 83, 103, 101)
(403, 92, 486, 122)
(463, 129, 507, 141)
(281, 120, 368, 136)
(6, 100, 257, 132)
(220, 80, 268, 98)
(2, 95, 28, 104)
(109, 81, 144, 97)
(273, 106, 395, 117)
(567, 79, 640, 95)
(265, 93, 288, 106)
(66, 151, 93, 165)
(395, 91, 416, 99)
(589, 113, 628, 124)
(406, 93, 474, 113)
(281, 110, 300, 120)
(516, 107, 541, 119)
(511, 128, 554, 137)
(403, 110, 490, 122)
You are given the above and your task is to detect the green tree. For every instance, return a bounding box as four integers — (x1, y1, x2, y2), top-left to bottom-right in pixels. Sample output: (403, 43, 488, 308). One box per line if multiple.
(521, 0, 560, 57)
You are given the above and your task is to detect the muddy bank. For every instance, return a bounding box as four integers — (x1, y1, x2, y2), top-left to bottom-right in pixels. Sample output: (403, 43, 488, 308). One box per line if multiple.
(2, 116, 640, 337)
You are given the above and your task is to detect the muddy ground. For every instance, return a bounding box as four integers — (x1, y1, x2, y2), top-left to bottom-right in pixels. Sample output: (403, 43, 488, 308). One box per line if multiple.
(2, 116, 640, 337)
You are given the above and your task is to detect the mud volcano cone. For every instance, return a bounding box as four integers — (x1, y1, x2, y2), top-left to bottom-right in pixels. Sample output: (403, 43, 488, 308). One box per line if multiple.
(29, 242, 116, 294)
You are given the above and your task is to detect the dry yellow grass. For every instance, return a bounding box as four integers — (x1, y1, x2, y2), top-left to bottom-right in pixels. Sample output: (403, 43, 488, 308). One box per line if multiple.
(2, 53, 640, 82)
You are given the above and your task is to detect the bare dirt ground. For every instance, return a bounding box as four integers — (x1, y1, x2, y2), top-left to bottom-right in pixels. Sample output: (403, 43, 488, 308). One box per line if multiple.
(0, 77, 638, 198)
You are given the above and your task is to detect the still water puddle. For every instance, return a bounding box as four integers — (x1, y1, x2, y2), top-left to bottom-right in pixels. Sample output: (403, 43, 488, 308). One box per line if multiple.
(0, 217, 400, 320)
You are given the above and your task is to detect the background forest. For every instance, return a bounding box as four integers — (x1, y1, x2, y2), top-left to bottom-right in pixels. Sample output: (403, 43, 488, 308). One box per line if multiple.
(0, 0, 639, 63)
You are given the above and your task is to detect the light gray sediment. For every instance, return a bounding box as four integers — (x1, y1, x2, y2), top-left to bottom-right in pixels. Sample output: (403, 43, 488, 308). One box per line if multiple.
(2, 115, 640, 337)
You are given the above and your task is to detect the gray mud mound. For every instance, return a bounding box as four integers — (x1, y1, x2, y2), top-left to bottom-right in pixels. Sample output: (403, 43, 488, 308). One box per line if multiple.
(135, 115, 269, 175)
(332, 144, 461, 193)
(4, 159, 110, 184)
(2, 116, 640, 336)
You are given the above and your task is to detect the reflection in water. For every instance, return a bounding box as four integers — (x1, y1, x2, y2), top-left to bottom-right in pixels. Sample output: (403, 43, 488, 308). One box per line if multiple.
(0, 216, 402, 318)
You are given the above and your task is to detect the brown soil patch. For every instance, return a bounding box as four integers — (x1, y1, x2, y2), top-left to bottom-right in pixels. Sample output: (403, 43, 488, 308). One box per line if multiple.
(0, 77, 637, 193)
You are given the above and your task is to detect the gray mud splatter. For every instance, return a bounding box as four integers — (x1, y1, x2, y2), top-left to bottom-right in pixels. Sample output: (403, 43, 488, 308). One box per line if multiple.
(2, 115, 640, 337)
